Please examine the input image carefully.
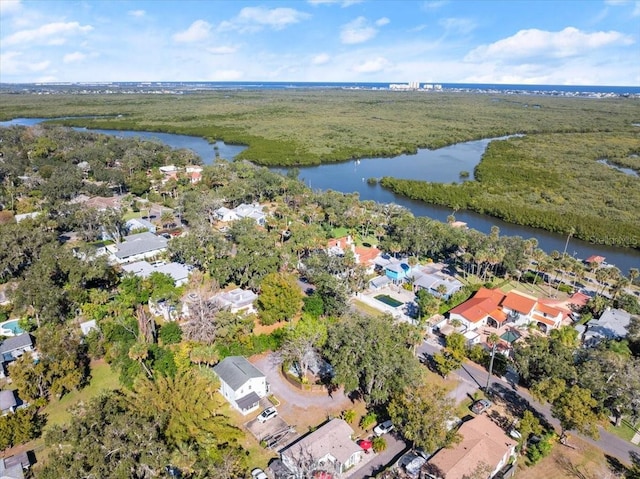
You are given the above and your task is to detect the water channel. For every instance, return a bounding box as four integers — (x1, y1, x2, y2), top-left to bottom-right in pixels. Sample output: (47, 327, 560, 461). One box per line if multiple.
(2, 118, 639, 271)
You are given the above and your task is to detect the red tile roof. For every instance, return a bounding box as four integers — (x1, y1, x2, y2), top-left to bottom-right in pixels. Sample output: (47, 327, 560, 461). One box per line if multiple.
(501, 291, 536, 314)
(355, 246, 381, 265)
(534, 303, 563, 317)
(532, 314, 558, 326)
(450, 288, 505, 323)
(585, 255, 605, 264)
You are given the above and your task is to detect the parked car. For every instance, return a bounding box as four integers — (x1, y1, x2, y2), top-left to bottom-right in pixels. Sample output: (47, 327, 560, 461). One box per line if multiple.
(374, 419, 394, 436)
(471, 399, 493, 414)
(257, 407, 278, 423)
(251, 468, 268, 479)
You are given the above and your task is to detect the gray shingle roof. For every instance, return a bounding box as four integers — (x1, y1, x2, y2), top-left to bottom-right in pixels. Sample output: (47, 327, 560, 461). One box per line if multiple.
(114, 232, 167, 259)
(0, 333, 33, 355)
(0, 390, 17, 411)
(213, 356, 264, 391)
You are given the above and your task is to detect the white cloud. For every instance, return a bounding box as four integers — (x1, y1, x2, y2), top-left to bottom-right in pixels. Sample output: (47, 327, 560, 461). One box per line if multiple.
(173, 20, 211, 43)
(207, 45, 238, 55)
(312, 53, 331, 65)
(465, 27, 634, 62)
(352, 56, 390, 73)
(634, 1, 640, 16)
(220, 7, 310, 32)
(0, 0, 22, 16)
(439, 18, 476, 35)
(422, 1, 449, 10)
(128, 10, 146, 17)
(376, 17, 390, 27)
(3, 21, 93, 46)
(604, 0, 629, 5)
(341, 17, 384, 44)
(1, 51, 50, 75)
(63, 51, 86, 63)
(308, 0, 362, 6)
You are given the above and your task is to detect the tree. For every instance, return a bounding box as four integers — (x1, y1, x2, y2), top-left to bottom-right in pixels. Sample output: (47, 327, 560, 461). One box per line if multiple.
(551, 385, 601, 441)
(324, 313, 420, 405)
(517, 410, 543, 452)
(279, 316, 328, 382)
(388, 380, 459, 453)
(256, 272, 303, 325)
(182, 290, 221, 345)
(159, 322, 183, 345)
(416, 289, 440, 320)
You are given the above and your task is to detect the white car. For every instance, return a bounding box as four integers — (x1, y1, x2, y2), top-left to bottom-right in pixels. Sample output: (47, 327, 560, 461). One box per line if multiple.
(251, 468, 268, 479)
(374, 419, 394, 436)
(257, 407, 278, 423)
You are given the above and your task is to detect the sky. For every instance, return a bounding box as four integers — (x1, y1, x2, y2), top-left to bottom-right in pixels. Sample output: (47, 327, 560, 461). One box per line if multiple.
(1, 0, 639, 85)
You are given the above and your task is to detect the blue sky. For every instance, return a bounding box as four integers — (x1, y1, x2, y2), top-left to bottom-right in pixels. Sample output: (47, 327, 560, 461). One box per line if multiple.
(1, 0, 638, 85)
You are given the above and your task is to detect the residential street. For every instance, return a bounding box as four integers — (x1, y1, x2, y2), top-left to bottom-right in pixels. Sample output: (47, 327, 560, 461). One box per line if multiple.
(417, 340, 640, 465)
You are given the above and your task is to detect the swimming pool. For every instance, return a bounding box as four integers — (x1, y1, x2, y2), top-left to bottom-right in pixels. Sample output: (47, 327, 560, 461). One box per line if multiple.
(374, 294, 404, 308)
(0, 319, 24, 336)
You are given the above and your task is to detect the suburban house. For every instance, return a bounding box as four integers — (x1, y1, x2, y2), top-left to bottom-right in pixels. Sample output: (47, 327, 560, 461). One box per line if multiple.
(447, 288, 565, 334)
(106, 232, 168, 264)
(279, 418, 363, 478)
(0, 389, 18, 415)
(0, 333, 35, 379)
(70, 194, 122, 211)
(159, 165, 179, 182)
(0, 451, 32, 479)
(14, 212, 42, 223)
(185, 165, 203, 184)
(373, 255, 412, 284)
(425, 415, 517, 479)
(121, 260, 191, 286)
(411, 266, 463, 300)
(583, 307, 632, 345)
(215, 203, 267, 226)
(212, 288, 258, 314)
(125, 217, 157, 234)
(584, 255, 605, 266)
(212, 356, 268, 414)
(79, 319, 98, 336)
(327, 236, 381, 274)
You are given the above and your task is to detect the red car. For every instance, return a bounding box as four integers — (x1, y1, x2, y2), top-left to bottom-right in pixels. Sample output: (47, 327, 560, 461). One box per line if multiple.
(357, 439, 373, 453)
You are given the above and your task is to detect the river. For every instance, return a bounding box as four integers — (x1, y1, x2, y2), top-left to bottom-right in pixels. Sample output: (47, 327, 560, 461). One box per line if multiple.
(1, 118, 638, 271)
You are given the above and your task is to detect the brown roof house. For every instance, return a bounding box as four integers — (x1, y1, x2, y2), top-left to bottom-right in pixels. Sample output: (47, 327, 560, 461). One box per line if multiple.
(278, 418, 363, 478)
(425, 415, 517, 479)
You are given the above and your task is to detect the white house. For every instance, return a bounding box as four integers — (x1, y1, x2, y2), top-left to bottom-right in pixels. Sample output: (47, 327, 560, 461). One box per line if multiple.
(0, 334, 36, 379)
(121, 260, 191, 286)
(212, 356, 268, 415)
(106, 232, 168, 264)
(126, 217, 157, 234)
(584, 307, 632, 345)
(279, 418, 363, 477)
(215, 207, 239, 223)
(0, 390, 18, 415)
(212, 288, 258, 314)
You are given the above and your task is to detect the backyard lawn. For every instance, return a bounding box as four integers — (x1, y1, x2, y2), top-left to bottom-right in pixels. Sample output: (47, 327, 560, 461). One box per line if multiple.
(43, 360, 120, 429)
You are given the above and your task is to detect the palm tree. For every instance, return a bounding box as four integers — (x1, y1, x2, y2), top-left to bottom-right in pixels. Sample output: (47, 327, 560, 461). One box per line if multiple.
(485, 333, 501, 394)
(129, 341, 153, 378)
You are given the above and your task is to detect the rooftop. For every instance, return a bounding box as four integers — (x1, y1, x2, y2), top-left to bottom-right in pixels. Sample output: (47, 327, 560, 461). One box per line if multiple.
(0, 333, 33, 355)
(281, 418, 361, 466)
(213, 356, 265, 391)
(113, 232, 168, 260)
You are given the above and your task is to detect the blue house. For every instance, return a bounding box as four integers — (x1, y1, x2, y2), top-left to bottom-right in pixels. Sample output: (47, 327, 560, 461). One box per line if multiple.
(385, 261, 411, 283)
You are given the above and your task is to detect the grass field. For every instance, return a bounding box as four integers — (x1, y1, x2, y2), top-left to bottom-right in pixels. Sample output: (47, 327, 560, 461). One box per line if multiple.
(43, 360, 120, 429)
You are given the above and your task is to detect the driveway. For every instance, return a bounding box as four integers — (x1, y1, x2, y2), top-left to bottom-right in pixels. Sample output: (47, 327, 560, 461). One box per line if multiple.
(347, 432, 409, 479)
(251, 353, 353, 432)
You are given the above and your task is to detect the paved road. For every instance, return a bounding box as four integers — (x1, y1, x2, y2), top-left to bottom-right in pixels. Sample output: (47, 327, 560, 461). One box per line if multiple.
(416, 340, 640, 465)
(347, 433, 408, 479)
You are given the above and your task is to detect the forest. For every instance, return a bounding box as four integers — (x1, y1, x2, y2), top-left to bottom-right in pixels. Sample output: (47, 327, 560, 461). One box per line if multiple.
(0, 116, 639, 478)
(1, 89, 638, 248)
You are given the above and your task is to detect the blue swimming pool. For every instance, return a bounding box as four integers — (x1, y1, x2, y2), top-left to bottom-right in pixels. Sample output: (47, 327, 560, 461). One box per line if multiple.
(0, 319, 24, 335)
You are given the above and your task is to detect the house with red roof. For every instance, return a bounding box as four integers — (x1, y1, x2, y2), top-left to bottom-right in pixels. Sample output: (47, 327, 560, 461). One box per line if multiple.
(327, 236, 381, 274)
(584, 255, 605, 265)
(447, 288, 566, 334)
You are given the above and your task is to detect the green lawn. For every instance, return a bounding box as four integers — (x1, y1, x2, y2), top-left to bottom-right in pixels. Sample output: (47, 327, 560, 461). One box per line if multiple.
(351, 299, 386, 317)
(43, 360, 121, 429)
(605, 419, 638, 442)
